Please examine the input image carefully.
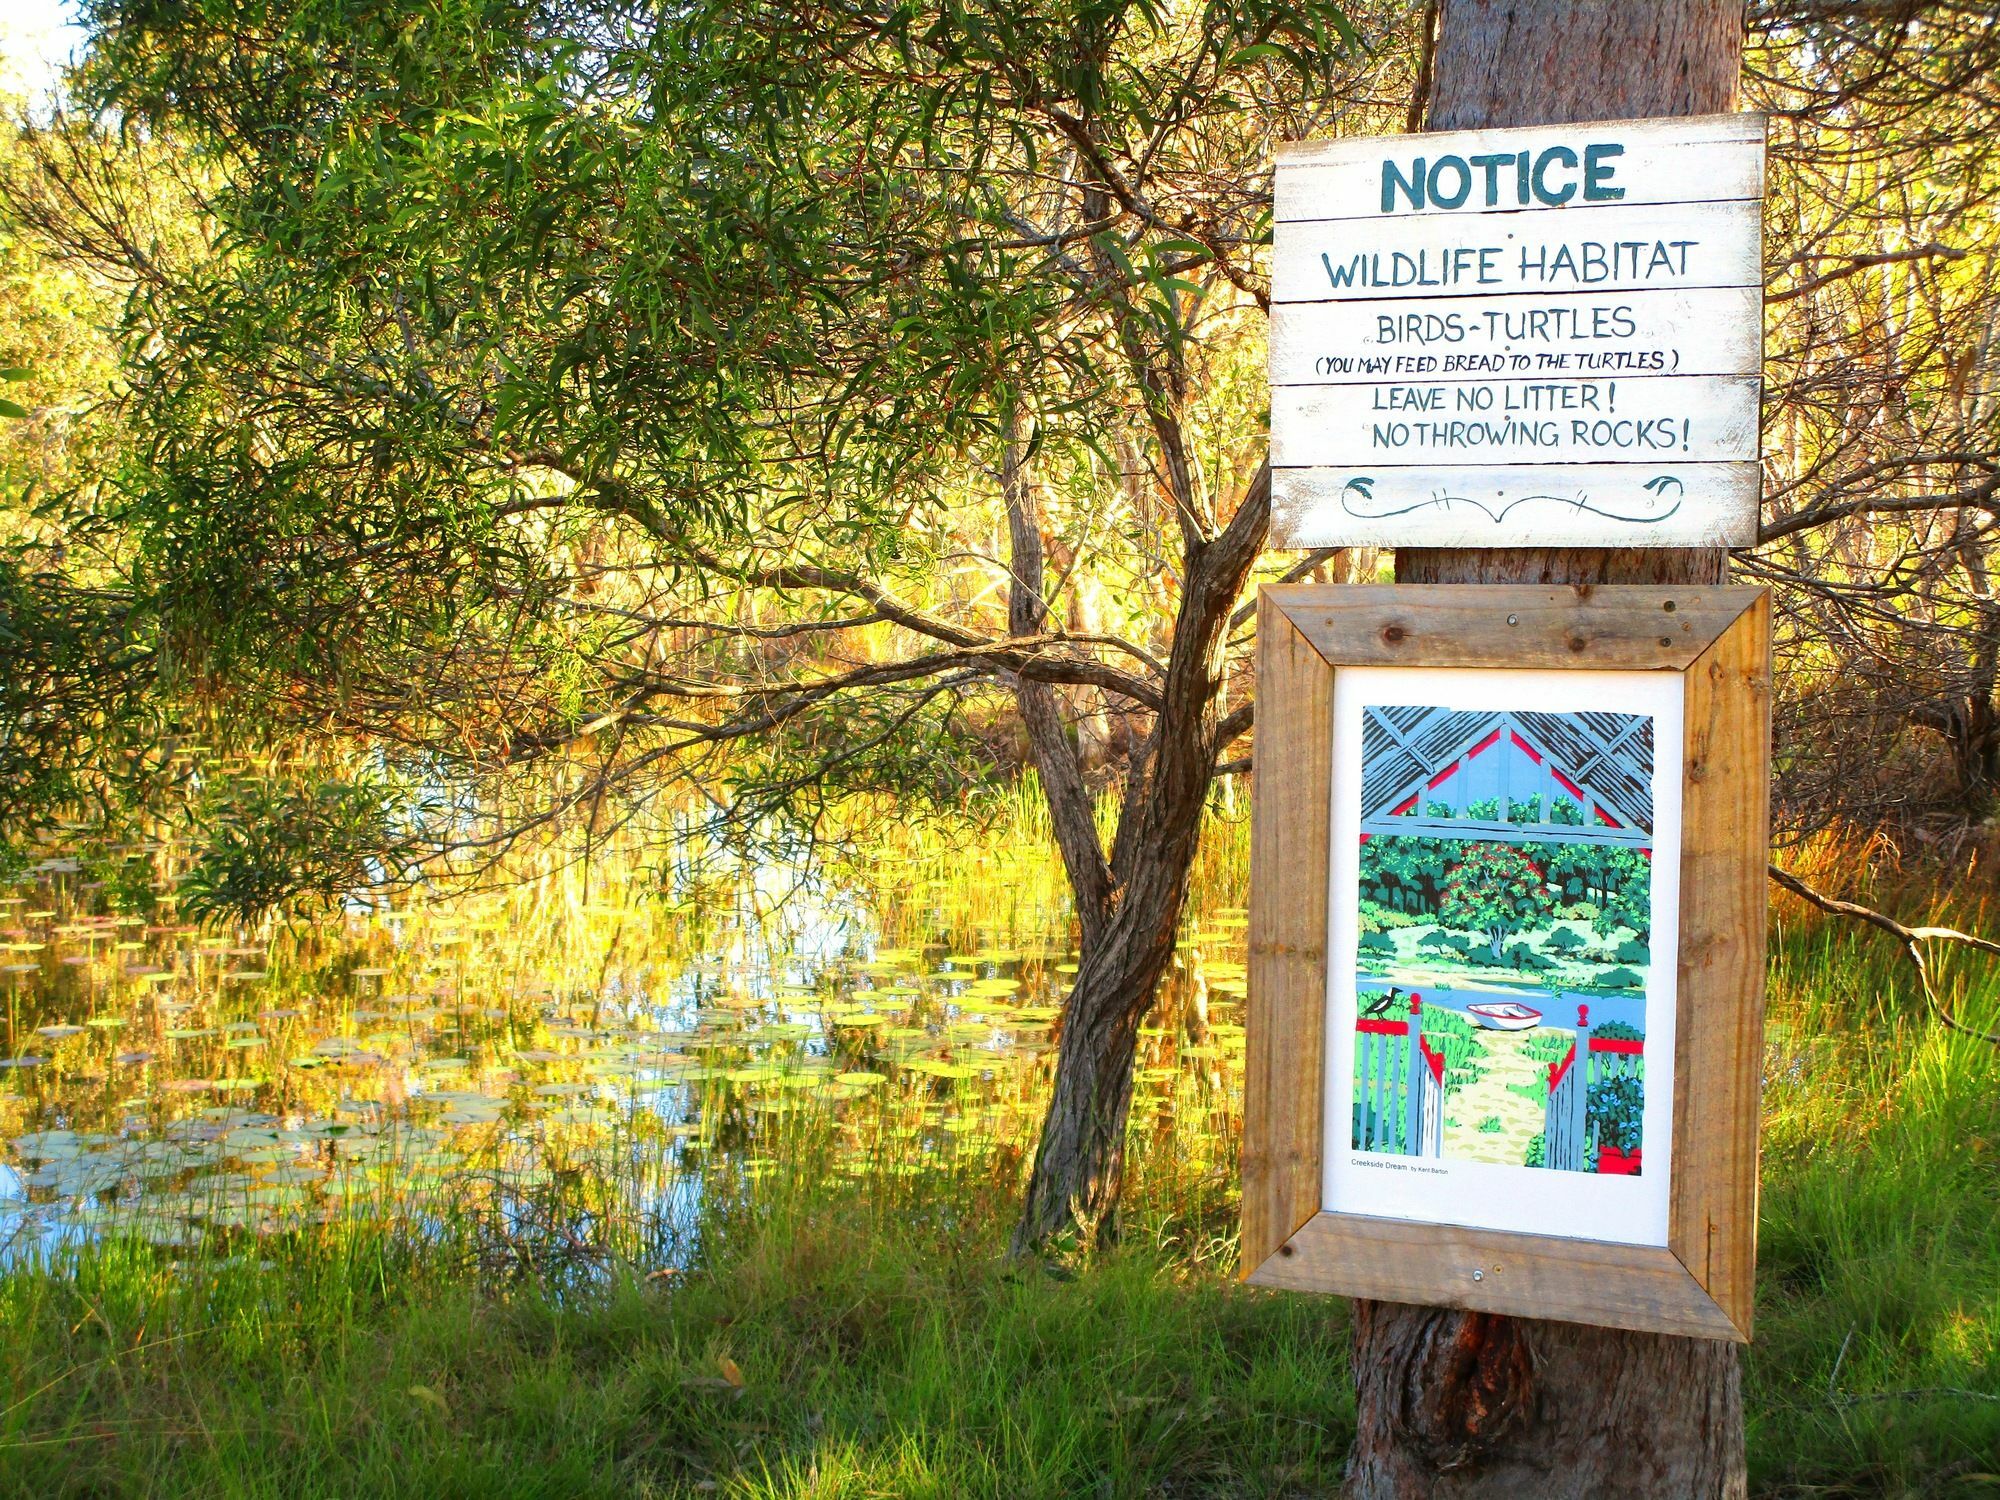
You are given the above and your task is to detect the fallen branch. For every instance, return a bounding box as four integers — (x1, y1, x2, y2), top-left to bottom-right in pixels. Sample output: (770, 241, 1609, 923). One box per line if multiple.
(1768, 864, 2000, 1045)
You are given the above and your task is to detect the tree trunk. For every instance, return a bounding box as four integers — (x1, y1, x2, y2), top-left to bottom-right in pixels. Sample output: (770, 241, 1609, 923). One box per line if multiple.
(1349, 3, 1751, 1497)
(1012, 455, 1271, 1251)
(1347, 1304, 1744, 1498)
(1011, 865, 1193, 1249)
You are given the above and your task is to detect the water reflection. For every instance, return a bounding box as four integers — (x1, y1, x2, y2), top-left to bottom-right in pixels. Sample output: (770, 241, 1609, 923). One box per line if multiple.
(0, 831, 1249, 1267)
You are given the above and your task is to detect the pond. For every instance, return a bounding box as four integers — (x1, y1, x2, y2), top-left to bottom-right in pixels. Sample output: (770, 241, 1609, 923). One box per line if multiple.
(1357, 979, 1648, 1034)
(0, 819, 1249, 1268)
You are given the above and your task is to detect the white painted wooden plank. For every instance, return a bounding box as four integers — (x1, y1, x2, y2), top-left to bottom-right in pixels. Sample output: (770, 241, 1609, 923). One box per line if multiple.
(1275, 113, 1764, 222)
(1270, 286, 1760, 386)
(1272, 374, 1760, 469)
(1269, 462, 1760, 549)
(1273, 200, 1760, 303)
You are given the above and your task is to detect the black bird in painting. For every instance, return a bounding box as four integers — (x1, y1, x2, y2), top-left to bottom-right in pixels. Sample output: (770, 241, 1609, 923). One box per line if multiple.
(1360, 987, 1402, 1019)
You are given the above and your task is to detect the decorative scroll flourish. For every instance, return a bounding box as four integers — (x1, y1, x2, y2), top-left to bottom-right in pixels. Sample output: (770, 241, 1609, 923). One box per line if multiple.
(1337, 473, 1685, 526)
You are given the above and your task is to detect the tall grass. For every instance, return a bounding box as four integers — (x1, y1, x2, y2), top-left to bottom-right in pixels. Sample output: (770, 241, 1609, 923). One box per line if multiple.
(0, 814, 1992, 1496)
(1747, 873, 2000, 1496)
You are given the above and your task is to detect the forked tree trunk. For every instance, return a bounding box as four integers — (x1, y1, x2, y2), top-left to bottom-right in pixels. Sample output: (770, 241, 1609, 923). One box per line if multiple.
(1007, 426, 1270, 1250)
(1350, 4, 1749, 1496)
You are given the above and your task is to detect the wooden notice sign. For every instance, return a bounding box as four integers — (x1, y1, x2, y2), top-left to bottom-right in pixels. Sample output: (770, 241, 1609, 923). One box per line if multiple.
(1268, 114, 1765, 549)
(1242, 586, 1771, 1339)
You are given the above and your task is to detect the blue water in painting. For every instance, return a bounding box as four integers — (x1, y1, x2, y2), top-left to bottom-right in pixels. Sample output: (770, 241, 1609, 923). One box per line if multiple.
(1356, 977, 1648, 1035)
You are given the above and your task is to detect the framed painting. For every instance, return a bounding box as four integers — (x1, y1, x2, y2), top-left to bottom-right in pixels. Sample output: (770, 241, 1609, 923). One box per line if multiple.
(1241, 585, 1770, 1341)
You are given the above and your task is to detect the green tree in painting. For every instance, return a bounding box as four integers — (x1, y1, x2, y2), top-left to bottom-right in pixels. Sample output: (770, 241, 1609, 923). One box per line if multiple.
(1438, 843, 1552, 961)
(1357, 835, 1453, 915)
(1545, 925, 1587, 956)
(1545, 845, 1651, 942)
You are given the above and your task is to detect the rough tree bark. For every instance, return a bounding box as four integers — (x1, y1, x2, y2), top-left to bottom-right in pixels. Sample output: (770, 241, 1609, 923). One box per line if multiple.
(1347, 3, 1751, 1497)
(1007, 428, 1271, 1250)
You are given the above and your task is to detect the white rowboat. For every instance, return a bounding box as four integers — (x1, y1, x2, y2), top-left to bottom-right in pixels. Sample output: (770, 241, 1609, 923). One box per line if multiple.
(1465, 1001, 1543, 1031)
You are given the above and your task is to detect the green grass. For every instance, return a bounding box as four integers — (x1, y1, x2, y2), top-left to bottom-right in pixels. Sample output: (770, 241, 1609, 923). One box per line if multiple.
(1419, 1002, 1489, 1090)
(0, 857, 1995, 1496)
(0, 1207, 1353, 1499)
(1746, 898, 2000, 1498)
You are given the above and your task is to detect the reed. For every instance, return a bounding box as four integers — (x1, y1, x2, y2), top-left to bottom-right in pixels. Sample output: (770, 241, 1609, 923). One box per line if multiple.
(0, 796, 1991, 1496)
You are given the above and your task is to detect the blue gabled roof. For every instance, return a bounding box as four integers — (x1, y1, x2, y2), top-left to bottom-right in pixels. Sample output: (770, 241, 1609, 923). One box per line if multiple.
(1361, 706, 1654, 835)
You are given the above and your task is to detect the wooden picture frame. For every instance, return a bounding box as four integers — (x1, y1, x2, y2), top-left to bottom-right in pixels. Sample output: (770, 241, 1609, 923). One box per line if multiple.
(1242, 584, 1770, 1341)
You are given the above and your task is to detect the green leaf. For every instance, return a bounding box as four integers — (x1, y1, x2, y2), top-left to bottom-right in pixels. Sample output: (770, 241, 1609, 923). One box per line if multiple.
(0, 399, 28, 420)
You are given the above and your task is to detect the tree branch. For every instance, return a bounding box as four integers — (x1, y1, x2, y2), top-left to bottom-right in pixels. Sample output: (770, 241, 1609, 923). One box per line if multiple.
(1003, 411, 1114, 937)
(1764, 242, 1967, 306)
(1770, 863, 2000, 1044)
(1758, 472, 2000, 544)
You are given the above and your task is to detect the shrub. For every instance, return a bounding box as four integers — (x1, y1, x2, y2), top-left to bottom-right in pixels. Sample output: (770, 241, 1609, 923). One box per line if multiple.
(1588, 1071, 1645, 1150)
(1592, 1019, 1643, 1042)
(1418, 1004, 1487, 1091)
(1544, 925, 1587, 954)
(1358, 900, 1422, 930)
(1522, 1032, 1575, 1066)
(1593, 966, 1644, 990)
(1613, 939, 1650, 966)
(1358, 931, 1397, 960)
(1502, 940, 1555, 972)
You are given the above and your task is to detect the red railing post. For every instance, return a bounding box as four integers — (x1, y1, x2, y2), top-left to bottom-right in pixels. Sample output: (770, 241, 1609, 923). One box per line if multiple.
(1570, 999, 1593, 1163)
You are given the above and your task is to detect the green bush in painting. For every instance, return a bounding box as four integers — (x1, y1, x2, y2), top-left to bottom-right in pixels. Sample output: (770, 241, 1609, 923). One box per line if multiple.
(1593, 966, 1644, 990)
(1540, 847, 1652, 943)
(1522, 1032, 1575, 1066)
(1358, 900, 1422, 930)
(1614, 939, 1651, 966)
(1418, 1005, 1487, 1091)
(1589, 1071, 1645, 1150)
(1439, 844, 1553, 960)
(1417, 929, 1468, 957)
(1358, 931, 1396, 961)
(1545, 926, 1587, 954)
(1593, 1020, 1644, 1042)
(1360, 835, 1651, 943)
(1502, 940, 1556, 972)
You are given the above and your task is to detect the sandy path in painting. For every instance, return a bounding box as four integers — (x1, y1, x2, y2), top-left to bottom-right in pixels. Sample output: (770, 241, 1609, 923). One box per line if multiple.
(1445, 1028, 1549, 1164)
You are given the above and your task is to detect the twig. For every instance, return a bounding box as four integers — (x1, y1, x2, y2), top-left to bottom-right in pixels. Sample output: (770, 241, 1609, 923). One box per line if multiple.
(1764, 241, 1966, 306)
(1769, 864, 2000, 1045)
(1827, 1324, 1854, 1401)
(1228, 548, 1343, 633)
(1831, 1386, 2000, 1408)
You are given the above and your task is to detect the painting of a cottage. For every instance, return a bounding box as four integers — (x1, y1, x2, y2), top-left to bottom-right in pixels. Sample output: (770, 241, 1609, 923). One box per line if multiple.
(1350, 704, 1652, 1175)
